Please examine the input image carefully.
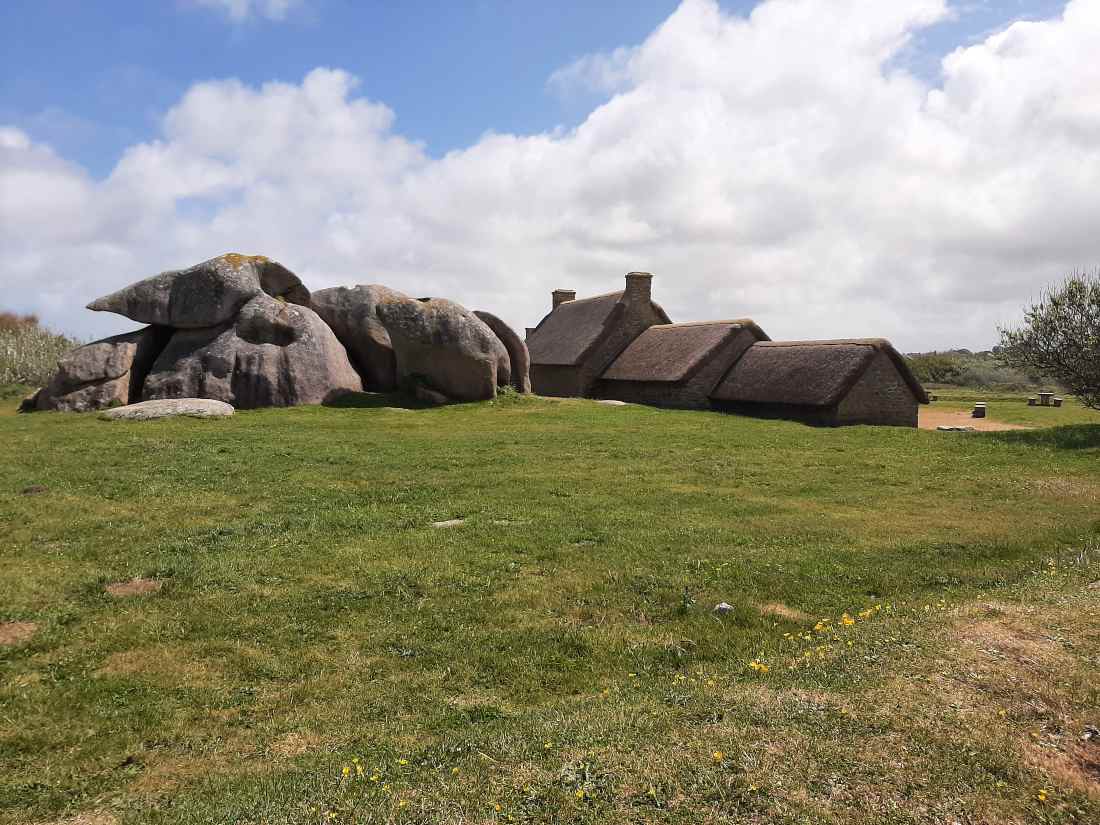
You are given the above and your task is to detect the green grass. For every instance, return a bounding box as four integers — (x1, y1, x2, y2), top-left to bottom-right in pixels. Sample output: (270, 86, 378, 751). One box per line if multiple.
(2, 390, 1098, 824)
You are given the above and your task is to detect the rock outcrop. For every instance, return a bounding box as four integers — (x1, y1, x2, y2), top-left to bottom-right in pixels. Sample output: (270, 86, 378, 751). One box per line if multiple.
(474, 310, 531, 393)
(375, 295, 510, 402)
(32, 253, 522, 411)
(143, 294, 362, 408)
(87, 254, 309, 329)
(35, 326, 171, 412)
(310, 285, 400, 390)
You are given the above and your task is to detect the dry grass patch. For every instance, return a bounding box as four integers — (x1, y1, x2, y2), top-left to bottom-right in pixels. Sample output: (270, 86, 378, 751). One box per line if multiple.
(757, 602, 811, 622)
(884, 598, 1100, 803)
(104, 577, 161, 597)
(95, 645, 225, 689)
(268, 730, 331, 759)
(128, 729, 263, 797)
(1021, 475, 1100, 502)
(35, 813, 118, 825)
(0, 620, 38, 646)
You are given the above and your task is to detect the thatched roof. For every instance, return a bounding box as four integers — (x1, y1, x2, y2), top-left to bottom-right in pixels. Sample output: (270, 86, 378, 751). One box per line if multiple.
(710, 339, 929, 406)
(526, 291, 670, 366)
(601, 320, 768, 383)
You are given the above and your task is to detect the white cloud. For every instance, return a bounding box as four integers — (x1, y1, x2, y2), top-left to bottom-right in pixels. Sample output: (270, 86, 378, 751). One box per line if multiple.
(191, 0, 304, 23)
(4, 0, 1100, 352)
(547, 46, 637, 99)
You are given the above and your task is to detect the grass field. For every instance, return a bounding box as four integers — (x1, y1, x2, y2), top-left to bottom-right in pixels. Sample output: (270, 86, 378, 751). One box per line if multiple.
(2, 386, 1099, 824)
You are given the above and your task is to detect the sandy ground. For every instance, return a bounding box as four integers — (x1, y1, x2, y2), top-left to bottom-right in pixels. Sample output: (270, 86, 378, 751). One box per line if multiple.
(918, 407, 1032, 432)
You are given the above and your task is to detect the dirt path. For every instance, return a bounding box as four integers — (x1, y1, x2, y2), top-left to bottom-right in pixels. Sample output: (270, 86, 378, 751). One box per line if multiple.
(918, 408, 1031, 432)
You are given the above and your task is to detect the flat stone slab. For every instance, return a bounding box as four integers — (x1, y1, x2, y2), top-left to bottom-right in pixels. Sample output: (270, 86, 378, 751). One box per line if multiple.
(596, 399, 628, 406)
(936, 425, 976, 432)
(431, 519, 466, 529)
(100, 398, 234, 421)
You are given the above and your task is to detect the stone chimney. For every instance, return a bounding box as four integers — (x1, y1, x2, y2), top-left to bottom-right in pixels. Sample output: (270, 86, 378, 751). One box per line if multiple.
(552, 289, 576, 310)
(624, 271, 652, 304)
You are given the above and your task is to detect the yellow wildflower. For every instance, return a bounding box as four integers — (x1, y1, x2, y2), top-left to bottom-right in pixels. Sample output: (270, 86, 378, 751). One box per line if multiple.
(712, 750, 724, 762)
(1037, 789, 1048, 802)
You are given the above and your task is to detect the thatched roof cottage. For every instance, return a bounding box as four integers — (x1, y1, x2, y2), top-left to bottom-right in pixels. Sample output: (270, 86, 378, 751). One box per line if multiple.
(525, 274, 928, 427)
(596, 320, 769, 409)
(709, 339, 929, 427)
(526, 272, 670, 397)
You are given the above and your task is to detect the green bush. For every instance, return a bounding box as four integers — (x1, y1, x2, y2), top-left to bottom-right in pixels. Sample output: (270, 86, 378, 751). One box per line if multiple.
(907, 350, 1047, 390)
(908, 353, 963, 384)
(0, 314, 78, 387)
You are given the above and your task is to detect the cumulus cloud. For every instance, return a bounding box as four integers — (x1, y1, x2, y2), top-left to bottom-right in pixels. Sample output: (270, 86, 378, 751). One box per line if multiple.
(191, 0, 304, 23)
(4, 0, 1100, 351)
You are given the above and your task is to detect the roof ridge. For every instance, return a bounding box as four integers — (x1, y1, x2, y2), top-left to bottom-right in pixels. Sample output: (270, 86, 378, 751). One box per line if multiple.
(565, 289, 624, 304)
(651, 319, 756, 329)
(756, 338, 890, 347)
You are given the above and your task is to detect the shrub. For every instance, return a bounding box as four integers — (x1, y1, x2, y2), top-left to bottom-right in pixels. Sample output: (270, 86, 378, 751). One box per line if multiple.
(0, 314, 78, 387)
(0, 311, 39, 332)
(908, 353, 963, 385)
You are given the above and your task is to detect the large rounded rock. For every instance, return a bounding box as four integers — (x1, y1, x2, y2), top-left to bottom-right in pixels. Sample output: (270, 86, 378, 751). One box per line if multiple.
(375, 295, 510, 402)
(474, 310, 531, 393)
(87, 253, 310, 329)
(142, 294, 362, 408)
(310, 285, 401, 390)
(35, 326, 171, 412)
(100, 398, 234, 420)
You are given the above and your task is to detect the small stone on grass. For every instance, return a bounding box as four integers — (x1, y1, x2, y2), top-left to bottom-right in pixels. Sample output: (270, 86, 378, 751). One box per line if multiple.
(713, 602, 734, 614)
(21, 484, 48, 495)
(431, 519, 466, 529)
(596, 399, 628, 406)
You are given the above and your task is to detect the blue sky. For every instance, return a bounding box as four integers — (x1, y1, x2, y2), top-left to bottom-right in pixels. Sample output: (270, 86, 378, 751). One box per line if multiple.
(2, 1, 1095, 349)
(1, 0, 1065, 177)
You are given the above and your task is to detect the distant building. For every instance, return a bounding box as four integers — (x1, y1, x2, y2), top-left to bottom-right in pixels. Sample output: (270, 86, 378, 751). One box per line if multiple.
(709, 339, 929, 427)
(596, 320, 768, 409)
(526, 272, 670, 397)
(525, 275, 928, 426)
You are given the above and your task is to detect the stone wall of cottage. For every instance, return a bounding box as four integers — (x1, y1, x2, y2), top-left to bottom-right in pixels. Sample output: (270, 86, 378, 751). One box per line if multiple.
(531, 364, 585, 397)
(835, 351, 918, 426)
